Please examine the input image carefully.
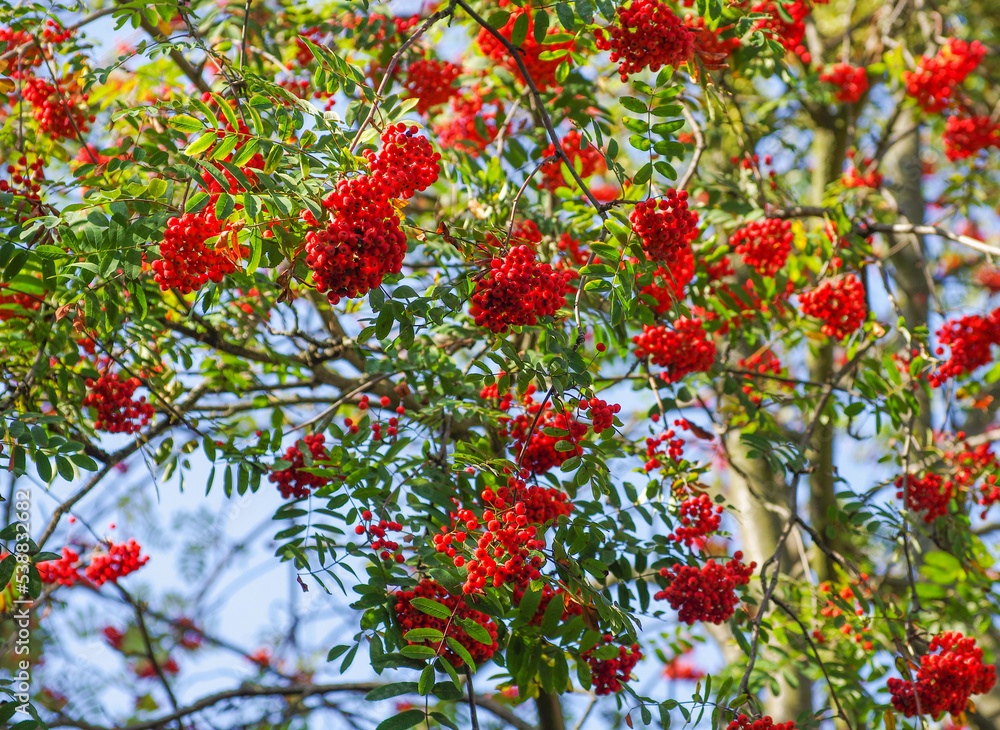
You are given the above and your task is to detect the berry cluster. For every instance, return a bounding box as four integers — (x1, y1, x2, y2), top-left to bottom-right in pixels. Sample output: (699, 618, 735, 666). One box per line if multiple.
(887, 632, 996, 718)
(595, 0, 694, 81)
(819, 63, 868, 103)
(37, 547, 82, 586)
(0, 284, 40, 322)
(585, 398, 620, 434)
(539, 131, 604, 191)
(662, 648, 705, 680)
(519, 483, 575, 525)
(815, 581, 874, 651)
(434, 92, 501, 155)
(21, 75, 95, 140)
(394, 580, 499, 666)
(584, 635, 643, 695)
(363, 123, 442, 199)
(403, 57, 462, 115)
(638, 245, 696, 314)
(643, 420, 689, 471)
(942, 115, 1000, 161)
(83, 369, 155, 434)
(632, 318, 716, 383)
(655, 553, 755, 624)
(903, 38, 985, 113)
(153, 206, 247, 293)
(305, 175, 408, 304)
(737, 349, 786, 405)
(269, 434, 331, 499)
(669, 493, 723, 548)
(629, 190, 699, 261)
(1, 155, 45, 202)
(895, 472, 954, 522)
(500, 397, 587, 473)
(469, 245, 569, 333)
(134, 657, 180, 678)
(726, 715, 798, 730)
(798, 274, 867, 340)
(750, 1, 813, 64)
(729, 218, 792, 277)
(355, 511, 405, 563)
(929, 309, 1000, 386)
(84, 539, 150, 586)
(683, 14, 740, 62)
(476, 3, 576, 90)
(842, 155, 883, 188)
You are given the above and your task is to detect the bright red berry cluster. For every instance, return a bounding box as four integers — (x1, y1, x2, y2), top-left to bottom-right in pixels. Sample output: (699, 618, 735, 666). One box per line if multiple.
(469, 245, 569, 333)
(393, 580, 499, 667)
(669, 493, 723, 548)
(903, 38, 985, 113)
(595, 0, 694, 81)
(798, 274, 866, 340)
(929, 309, 1000, 386)
(519, 483, 575, 525)
(887, 632, 996, 718)
(83, 369, 154, 434)
(37, 547, 82, 586)
(655, 552, 756, 624)
(632, 318, 716, 384)
(643, 421, 689, 471)
(814, 581, 874, 650)
(355, 510, 405, 563)
(737, 349, 785, 405)
(629, 190, 699, 261)
(84, 539, 150, 586)
(942, 115, 1000, 161)
(476, 3, 576, 89)
(726, 715, 798, 730)
(683, 13, 740, 61)
(584, 635, 643, 695)
(501, 398, 587, 473)
(306, 175, 408, 304)
(434, 92, 501, 155)
(21, 75, 94, 140)
(403, 57, 462, 115)
(819, 63, 868, 103)
(842, 154, 883, 188)
(750, 1, 813, 64)
(729, 218, 792, 277)
(269, 434, 331, 499)
(0, 283, 40, 322)
(153, 206, 246, 293)
(894, 472, 954, 523)
(363, 123, 442, 199)
(584, 398, 620, 434)
(638, 244, 696, 313)
(539, 131, 604, 191)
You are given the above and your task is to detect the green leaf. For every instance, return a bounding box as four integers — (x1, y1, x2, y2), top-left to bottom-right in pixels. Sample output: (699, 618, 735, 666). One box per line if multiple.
(185, 131, 217, 156)
(375, 709, 425, 730)
(556, 2, 576, 30)
(487, 10, 511, 27)
(365, 683, 417, 701)
(511, 13, 530, 47)
(445, 636, 476, 670)
(457, 617, 494, 646)
(621, 97, 647, 114)
(633, 162, 653, 186)
(574, 0, 594, 24)
(533, 9, 550, 42)
(418, 664, 435, 695)
(168, 115, 203, 133)
(404, 628, 445, 642)
(147, 178, 168, 198)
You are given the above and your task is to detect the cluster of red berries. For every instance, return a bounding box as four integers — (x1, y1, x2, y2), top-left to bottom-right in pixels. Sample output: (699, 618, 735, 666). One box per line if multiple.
(729, 218, 792, 277)
(895, 472, 954, 522)
(655, 553, 755, 624)
(737, 349, 785, 405)
(539, 131, 604, 191)
(83, 368, 154, 434)
(355, 510, 405, 563)
(21, 76, 94, 140)
(363, 123, 442, 199)
(818, 63, 868, 103)
(584, 635, 643, 695)
(638, 245, 696, 314)
(662, 647, 705, 680)
(85, 539, 150, 586)
(798, 274, 867, 340)
(103, 626, 125, 650)
(887, 632, 996, 718)
(669, 493, 723, 548)
(814, 581, 874, 650)
(726, 715, 798, 730)
(306, 175, 408, 304)
(632, 318, 716, 384)
(479, 372, 515, 411)
(476, 3, 576, 90)
(595, 0, 694, 81)
(269, 434, 331, 499)
(929, 309, 1000, 386)
(629, 190, 699, 260)
(1, 155, 45, 200)
(434, 92, 501, 155)
(403, 57, 462, 115)
(584, 398, 620, 433)
(0, 284, 40, 322)
(394, 580, 499, 666)
(683, 13, 740, 62)
(942, 115, 1000, 161)
(500, 396, 587, 473)
(36, 547, 82, 586)
(469, 245, 570, 333)
(643, 421, 689, 471)
(842, 155, 883, 188)
(153, 206, 246, 293)
(903, 38, 985, 113)
(518, 483, 575, 525)
(750, 1, 813, 64)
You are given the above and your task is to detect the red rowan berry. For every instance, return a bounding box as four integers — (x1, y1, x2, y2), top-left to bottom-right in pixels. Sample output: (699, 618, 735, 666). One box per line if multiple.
(632, 318, 716, 383)
(729, 218, 792, 277)
(798, 274, 866, 340)
(629, 190, 699, 260)
(595, 0, 695, 81)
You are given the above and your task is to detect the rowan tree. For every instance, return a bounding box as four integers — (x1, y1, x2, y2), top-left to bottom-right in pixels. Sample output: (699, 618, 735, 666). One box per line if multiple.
(1, 1, 1000, 730)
